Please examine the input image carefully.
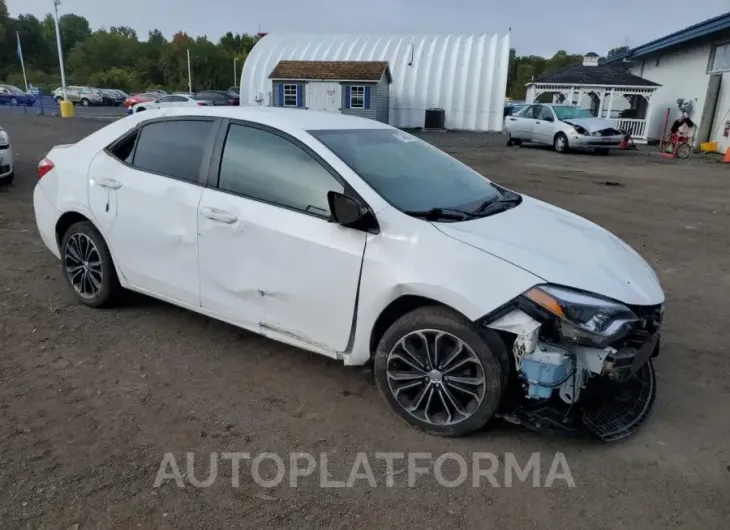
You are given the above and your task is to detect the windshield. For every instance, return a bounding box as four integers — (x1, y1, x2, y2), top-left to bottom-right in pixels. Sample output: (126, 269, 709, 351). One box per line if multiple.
(309, 129, 502, 213)
(553, 106, 594, 120)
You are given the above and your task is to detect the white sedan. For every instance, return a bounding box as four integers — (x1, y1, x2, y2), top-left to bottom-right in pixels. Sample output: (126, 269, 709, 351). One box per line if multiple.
(504, 104, 626, 154)
(0, 125, 13, 185)
(32, 107, 664, 440)
(130, 93, 211, 113)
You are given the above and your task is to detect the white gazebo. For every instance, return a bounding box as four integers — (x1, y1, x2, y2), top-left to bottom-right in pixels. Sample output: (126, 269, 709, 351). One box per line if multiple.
(525, 53, 661, 143)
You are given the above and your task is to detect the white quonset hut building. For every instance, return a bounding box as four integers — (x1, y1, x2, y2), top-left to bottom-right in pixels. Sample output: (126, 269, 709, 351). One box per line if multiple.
(239, 32, 511, 131)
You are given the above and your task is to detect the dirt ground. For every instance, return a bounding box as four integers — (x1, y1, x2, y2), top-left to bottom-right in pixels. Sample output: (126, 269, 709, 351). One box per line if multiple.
(1, 114, 729, 529)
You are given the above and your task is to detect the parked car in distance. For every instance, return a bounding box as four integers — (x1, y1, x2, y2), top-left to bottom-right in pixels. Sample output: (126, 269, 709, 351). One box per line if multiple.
(0, 84, 36, 106)
(504, 101, 527, 117)
(130, 93, 211, 113)
(33, 106, 665, 441)
(227, 86, 240, 98)
(0, 124, 13, 185)
(123, 92, 159, 109)
(52, 86, 104, 106)
(98, 88, 126, 106)
(146, 89, 168, 96)
(195, 90, 239, 106)
(504, 103, 625, 154)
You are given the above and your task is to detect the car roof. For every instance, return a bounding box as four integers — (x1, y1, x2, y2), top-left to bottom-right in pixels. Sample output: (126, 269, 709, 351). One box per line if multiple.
(139, 106, 393, 131)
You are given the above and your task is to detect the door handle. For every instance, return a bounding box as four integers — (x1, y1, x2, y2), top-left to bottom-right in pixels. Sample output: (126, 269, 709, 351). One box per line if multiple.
(97, 178, 122, 189)
(509, 118, 517, 121)
(535, 121, 541, 124)
(200, 207, 238, 224)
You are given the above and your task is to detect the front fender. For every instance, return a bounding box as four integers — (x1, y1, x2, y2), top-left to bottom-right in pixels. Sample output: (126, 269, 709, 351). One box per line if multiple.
(345, 224, 542, 366)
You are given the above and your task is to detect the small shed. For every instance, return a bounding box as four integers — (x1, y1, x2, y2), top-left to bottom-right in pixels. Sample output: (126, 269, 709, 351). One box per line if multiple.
(525, 53, 661, 142)
(269, 60, 392, 123)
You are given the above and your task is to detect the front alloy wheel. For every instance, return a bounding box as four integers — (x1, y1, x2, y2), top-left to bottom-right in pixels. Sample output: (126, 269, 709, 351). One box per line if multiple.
(554, 132, 569, 153)
(386, 330, 487, 426)
(374, 306, 503, 436)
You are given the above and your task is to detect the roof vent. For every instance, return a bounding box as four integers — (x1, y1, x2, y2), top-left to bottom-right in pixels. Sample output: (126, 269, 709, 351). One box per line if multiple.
(583, 52, 599, 67)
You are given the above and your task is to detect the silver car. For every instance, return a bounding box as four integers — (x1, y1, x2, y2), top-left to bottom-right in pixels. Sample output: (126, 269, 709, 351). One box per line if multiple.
(504, 104, 625, 154)
(52, 86, 104, 106)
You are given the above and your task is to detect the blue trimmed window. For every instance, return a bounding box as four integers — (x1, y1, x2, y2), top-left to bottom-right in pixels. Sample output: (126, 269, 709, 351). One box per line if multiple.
(345, 85, 371, 109)
(282, 84, 299, 107)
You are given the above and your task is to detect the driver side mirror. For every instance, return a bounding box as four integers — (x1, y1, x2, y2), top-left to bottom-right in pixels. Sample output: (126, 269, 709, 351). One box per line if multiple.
(543, 115, 554, 122)
(327, 191, 379, 233)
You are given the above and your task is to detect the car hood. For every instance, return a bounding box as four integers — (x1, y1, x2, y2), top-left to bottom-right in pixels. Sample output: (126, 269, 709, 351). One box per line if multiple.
(562, 117, 618, 133)
(435, 196, 664, 306)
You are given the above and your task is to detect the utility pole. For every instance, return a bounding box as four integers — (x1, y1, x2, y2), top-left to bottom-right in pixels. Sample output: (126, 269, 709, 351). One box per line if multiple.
(187, 48, 192, 94)
(233, 57, 239, 87)
(53, 0, 67, 99)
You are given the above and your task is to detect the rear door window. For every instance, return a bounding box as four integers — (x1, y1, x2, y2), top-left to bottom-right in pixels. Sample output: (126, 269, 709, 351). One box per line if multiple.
(131, 120, 215, 183)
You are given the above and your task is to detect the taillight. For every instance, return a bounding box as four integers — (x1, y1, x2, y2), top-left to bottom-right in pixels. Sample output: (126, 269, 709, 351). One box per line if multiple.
(197, 101, 207, 106)
(229, 99, 235, 105)
(38, 157, 55, 179)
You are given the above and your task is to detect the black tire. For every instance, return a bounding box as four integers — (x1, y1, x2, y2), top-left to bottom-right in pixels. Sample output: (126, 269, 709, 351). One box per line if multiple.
(507, 135, 522, 147)
(60, 221, 121, 308)
(10, 97, 18, 106)
(0, 171, 13, 186)
(594, 148, 610, 155)
(553, 132, 569, 153)
(374, 306, 504, 437)
(81, 98, 90, 107)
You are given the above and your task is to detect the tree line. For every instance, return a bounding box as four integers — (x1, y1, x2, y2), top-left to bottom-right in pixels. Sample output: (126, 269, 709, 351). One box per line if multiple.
(0, 0, 258, 93)
(0, 0, 628, 97)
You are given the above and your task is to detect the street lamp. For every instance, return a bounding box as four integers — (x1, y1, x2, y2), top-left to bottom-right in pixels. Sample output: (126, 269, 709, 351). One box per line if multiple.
(233, 58, 239, 87)
(53, 0, 67, 100)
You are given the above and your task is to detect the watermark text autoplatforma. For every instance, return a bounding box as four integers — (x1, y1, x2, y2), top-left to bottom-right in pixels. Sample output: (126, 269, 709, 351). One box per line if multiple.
(154, 451, 576, 489)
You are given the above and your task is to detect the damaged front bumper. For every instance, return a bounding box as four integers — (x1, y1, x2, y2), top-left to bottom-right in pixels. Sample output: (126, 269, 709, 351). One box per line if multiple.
(483, 299, 663, 442)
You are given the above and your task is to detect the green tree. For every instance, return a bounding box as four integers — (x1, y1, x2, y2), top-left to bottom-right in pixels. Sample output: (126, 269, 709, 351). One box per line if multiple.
(41, 13, 91, 60)
(88, 67, 138, 92)
(607, 45, 630, 58)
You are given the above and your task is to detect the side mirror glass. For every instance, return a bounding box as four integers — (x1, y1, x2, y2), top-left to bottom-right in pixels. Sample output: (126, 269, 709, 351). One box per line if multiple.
(327, 191, 366, 225)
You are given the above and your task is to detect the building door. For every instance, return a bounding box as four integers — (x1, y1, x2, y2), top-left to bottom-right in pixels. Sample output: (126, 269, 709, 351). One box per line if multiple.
(306, 82, 341, 112)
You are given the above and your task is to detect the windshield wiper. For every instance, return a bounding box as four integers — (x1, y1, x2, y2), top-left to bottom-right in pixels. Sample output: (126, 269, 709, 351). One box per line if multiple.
(404, 207, 474, 221)
(471, 193, 522, 216)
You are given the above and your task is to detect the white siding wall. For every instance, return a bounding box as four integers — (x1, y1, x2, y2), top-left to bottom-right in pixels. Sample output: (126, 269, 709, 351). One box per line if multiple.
(240, 33, 511, 131)
(629, 42, 712, 142)
(711, 73, 730, 154)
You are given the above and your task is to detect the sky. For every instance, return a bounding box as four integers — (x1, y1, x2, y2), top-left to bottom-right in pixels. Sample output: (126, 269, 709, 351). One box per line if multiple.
(7, 0, 730, 57)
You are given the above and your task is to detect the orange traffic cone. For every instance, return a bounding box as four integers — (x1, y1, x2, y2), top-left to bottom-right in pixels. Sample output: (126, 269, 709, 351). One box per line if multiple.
(619, 136, 629, 149)
(723, 147, 730, 163)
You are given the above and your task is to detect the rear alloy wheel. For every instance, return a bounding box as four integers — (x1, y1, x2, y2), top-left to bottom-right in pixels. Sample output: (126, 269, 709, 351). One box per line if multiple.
(553, 132, 569, 153)
(10, 97, 17, 106)
(81, 98, 90, 107)
(61, 221, 121, 307)
(507, 135, 522, 147)
(374, 306, 503, 437)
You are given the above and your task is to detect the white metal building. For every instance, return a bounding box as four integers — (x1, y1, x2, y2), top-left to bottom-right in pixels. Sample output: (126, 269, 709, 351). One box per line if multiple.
(240, 32, 511, 131)
(606, 12, 730, 152)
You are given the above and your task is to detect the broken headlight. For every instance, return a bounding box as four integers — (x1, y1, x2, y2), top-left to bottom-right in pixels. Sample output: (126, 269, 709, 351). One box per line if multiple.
(524, 285, 638, 347)
(569, 125, 588, 135)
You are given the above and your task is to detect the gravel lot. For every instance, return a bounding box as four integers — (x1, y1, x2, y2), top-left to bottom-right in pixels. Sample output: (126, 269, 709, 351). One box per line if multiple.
(1, 114, 729, 529)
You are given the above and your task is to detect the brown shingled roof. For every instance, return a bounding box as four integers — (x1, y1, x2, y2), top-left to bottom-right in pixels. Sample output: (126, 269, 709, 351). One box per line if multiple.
(269, 60, 391, 82)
